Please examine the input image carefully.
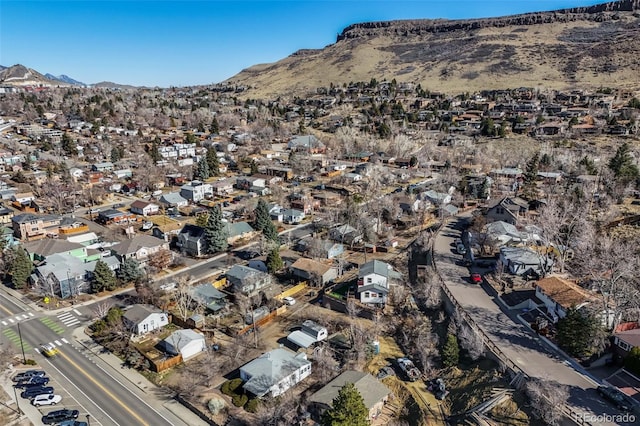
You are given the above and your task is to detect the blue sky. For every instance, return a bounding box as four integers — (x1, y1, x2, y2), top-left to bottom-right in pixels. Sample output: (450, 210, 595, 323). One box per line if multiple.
(0, 1, 603, 87)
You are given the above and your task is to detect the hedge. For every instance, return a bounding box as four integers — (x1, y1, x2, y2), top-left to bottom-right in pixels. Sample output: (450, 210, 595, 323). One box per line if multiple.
(221, 378, 243, 396)
(245, 398, 259, 413)
(232, 394, 248, 408)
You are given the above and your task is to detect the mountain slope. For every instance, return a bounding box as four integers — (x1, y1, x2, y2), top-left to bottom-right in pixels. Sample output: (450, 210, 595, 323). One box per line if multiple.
(226, 0, 640, 98)
(0, 64, 56, 86)
(44, 73, 86, 86)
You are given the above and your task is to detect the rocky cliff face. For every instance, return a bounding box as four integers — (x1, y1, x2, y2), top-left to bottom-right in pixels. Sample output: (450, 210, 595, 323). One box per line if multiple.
(337, 0, 640, 41)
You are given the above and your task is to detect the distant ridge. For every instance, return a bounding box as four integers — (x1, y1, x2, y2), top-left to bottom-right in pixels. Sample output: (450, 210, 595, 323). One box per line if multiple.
(44, 73, 87, 87)
(226, 0, 640, 97)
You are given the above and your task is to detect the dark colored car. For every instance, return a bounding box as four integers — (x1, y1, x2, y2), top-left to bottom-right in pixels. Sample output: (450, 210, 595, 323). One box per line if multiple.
(597, 386, 631, 411)
(14, 376, 50, 388)
(59, 421, 88, 426)
(20, 386, 54, 399)
(377, 366, 396, 380)
(12, 370, 46, 382)
(42, 409, 79, 425)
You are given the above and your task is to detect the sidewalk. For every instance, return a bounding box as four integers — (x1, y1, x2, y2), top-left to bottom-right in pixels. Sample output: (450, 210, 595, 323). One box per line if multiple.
(69, 327, 208, 426)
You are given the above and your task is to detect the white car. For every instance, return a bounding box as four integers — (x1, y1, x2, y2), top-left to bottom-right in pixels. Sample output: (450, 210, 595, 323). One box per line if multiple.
(32, 394, 62, 407)
(283, 296, 296, 306)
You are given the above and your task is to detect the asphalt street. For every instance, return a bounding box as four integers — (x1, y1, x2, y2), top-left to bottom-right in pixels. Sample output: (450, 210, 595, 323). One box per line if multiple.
(433, 216, 631, 426)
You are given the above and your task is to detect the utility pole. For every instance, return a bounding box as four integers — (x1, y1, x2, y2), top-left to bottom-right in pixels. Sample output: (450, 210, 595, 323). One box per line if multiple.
(16, 322, 26, 364)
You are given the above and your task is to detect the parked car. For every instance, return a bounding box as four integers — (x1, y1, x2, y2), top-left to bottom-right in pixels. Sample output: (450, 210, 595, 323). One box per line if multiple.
(12, 370, 46, 382)
(376, 366, 396, 380)
(32, 394, 62, 407)
(597, 386, 631, 411)
(456, 243, 467, 255)
(282, 296, 296, 306)
(15, 376, 50, 388)
(42, 409, 79, 425)
(21, 386, 54, 399)
(470, 273, 483, 284)
(59, 421, 88, 426)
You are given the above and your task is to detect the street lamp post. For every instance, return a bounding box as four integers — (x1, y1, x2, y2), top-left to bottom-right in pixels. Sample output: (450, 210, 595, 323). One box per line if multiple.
(13, 384, 22, 415)
(86, 414, 91, 425)
(16, 322, 26, 364)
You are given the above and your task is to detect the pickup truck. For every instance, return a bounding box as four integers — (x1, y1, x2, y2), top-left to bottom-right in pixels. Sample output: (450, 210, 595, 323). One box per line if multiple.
(396, 357, 421, 382)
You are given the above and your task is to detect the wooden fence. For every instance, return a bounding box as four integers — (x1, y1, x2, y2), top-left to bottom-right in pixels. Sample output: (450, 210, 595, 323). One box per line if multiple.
(274, 281, 307, 300)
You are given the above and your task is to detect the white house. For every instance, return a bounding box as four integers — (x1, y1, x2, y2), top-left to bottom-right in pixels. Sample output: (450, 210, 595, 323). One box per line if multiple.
(160, 329, 206, 361)
(535, 276, 595, 323)
(130, 200, 160, 216)
(287, 320, 328, 348)
(240, 348, 312, 398)
(357, 260, 401, 306)
(122, 304, 169, 335)
(180, 180, 213, 203)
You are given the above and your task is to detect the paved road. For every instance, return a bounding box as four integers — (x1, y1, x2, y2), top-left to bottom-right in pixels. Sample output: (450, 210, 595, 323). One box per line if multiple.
(1, 308, 198, 426)
(433, 216, 632, 426)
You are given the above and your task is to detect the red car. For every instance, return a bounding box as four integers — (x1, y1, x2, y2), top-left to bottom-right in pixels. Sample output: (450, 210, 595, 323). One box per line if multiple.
(470, 273, 483, 284)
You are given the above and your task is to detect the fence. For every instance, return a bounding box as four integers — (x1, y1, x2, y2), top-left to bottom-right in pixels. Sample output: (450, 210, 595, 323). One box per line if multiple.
(274, 281, 307, 300)
(150, 354, 183, 373)
(235, 306, 287, 336)
(429, 221, 592, 426)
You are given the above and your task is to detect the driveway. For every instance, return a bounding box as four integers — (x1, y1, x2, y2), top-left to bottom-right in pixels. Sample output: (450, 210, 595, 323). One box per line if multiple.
(433, 216, 630, 426)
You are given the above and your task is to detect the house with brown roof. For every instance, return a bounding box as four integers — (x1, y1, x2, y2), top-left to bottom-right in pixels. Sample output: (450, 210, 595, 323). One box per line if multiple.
(130, 200, 160, 216)
(613, 325, 640, 358)
(534, 276, 595, 323)
(290, 258, 337, 286)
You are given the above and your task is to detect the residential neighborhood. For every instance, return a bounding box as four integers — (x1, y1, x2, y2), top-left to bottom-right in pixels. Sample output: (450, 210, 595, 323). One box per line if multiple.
(0, 44, 639, 426)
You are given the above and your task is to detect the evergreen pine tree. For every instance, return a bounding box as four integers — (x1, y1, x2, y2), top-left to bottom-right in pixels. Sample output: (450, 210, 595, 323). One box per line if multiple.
(196, 157, 211, 180)
(263, 220, 280, 244)
(442, 334, 460, 368)
(250, 160, 259, 174)
(266, 248, 284, 273)
(210, 116, 219, 134)
(556, 308, 604, 358)
(61, 132, 78, 156)
(253, 199, 271, 231)
(92, 260, 117, 292)
(8, 247, 33, 289)
(117, 258, 143, 284)
(148, 142, 161, 163)
(321, 383, 369, 426)
(206, 148, 220, 176)
(521, 152, 540, 200)
(608, 142, 639, 184)
(205, 206, 228, 253)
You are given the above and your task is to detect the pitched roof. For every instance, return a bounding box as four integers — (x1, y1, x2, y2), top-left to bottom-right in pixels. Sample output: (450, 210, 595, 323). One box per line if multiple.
(12, 213, 60, 224)
(123, 304, 162, 324)
(23, 239, 84, 257)
(163, 329, 204, 353)
(359, 260, 400, 280)
(179, 224, 205, 239)
(241, 348, 311, 397)
(226, 264, 264, 282)
(159, 192, 187, 205)
(536, 276, 595, 309)
(111, 234, 166, 256)
(290, 258, 333, 276)
(614, 329, 640, 349)
(130, 200, 157, 210)
(309, 370, 390, 409)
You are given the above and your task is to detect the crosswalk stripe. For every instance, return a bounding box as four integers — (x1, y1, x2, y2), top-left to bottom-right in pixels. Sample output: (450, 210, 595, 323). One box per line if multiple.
(54, 340, 61, 346)
(61, 338, 69, 344)
(73, 309, 82, 316)
(1, 321, 6, 326)
(34, 348, 40, 354)
(28, 312, 34, 317)
(8, 318, 14, 323)
(20, 314, 28, 320)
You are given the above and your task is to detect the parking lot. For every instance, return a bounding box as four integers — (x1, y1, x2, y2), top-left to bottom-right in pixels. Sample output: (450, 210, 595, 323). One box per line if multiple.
(9, 369, 96, 426)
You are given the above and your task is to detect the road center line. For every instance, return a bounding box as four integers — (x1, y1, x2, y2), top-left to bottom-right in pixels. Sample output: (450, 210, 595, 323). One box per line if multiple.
(57, 349, 150, 426)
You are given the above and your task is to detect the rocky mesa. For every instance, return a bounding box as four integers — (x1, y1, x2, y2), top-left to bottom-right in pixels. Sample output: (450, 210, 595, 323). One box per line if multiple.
(226, 0, 640, 98)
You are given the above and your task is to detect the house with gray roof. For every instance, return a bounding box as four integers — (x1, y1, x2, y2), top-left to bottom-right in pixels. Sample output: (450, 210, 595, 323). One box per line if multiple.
(123, 304, 169, 335)
(23, 239, 87, 262)
(287, 135, 325, 153)
(177, 224, 206, 257)
(484, 221, 529, 246)
(309, 370, 391, 421)
(32, 252, 119, 299)
(158, 192, 188, 208)
(159, 329, 205, 361)
(226, 264, 271, 294)
(499, 246, 552, 277)
(111, 234, 169, 264)
(287, 320, 328, 348)
(357, 260, 402, 306)
(192, 282, 227, 313)
(240, 348, 312, 397)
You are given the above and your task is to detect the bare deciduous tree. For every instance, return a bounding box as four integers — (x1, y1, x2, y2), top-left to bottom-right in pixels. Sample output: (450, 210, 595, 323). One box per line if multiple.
(457, 323, 485, 361)
(173, 277, 195, 321)
(92, 300, 114, 320)
(525, 378, 569, 425)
